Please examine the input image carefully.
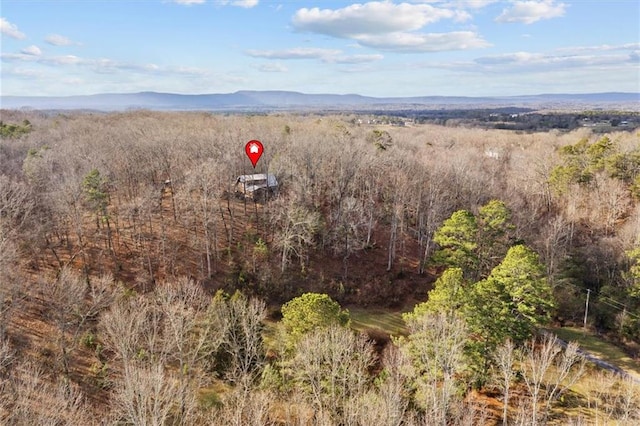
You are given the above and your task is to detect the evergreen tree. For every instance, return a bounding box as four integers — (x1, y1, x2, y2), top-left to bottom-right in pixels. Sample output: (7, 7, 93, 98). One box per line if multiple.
(477, 199, 514, 276)
(433, 200, 516, 279)
(466, 245, 554, 349)
(432, 210, 478, 278)
(281, 293, 350, 351)
(83, 168, 109, 228)
(407, 267, 467, 317)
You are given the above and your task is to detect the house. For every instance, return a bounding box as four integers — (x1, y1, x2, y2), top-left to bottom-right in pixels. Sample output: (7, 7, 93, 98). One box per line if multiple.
(235, 173, 278, 201)
(484, 148, 501, 159)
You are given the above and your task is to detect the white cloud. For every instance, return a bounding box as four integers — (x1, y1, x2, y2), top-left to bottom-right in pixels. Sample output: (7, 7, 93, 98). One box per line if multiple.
(410, 0, 498, 9)
(556, 43, 640, 54)
(233, 0, 259, 7)
(356, 31, 490, 52)
(474, 51, 633, 69)
(474, 51, 545, 64)
(1, 17, 26, 39)
(45, 34, 80, 46)
(496, 0, 566, 24)
(246, 47, 342, 60)
(291, 2, 488, 53)
(246, 47, 384, 64)
(179, 0, 259, 6)
(42, 55, 83, 65)
(1, 53, 37, 62)
(1, 67, 45, 79)
(326, 54, 385, 64)
(412, 42, 639, 75)
(91, 58, 149, 74)
(474, 43, 640, 70)
(216, 0, 259, 8)
(21, 45, 42, 56)
(165, 65, 210, 76)
(1, 50, 215, 79)
(256, 63, 288, 72)
(292, 2, 470, 38)
(454, 0, 499, 8)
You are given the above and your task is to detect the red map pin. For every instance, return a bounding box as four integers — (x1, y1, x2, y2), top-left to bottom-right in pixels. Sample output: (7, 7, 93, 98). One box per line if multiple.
(245, 140, 264, 168)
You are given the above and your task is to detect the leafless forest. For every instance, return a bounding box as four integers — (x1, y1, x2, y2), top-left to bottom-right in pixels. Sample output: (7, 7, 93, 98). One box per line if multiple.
(1, 110, 639, 425)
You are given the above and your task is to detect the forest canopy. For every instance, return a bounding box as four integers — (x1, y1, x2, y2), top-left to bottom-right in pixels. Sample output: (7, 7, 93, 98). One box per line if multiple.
(0, 110, 639, 424)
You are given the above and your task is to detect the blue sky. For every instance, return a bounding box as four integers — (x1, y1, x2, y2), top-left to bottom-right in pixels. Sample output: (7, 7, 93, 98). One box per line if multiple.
(1, 0, 639, 97)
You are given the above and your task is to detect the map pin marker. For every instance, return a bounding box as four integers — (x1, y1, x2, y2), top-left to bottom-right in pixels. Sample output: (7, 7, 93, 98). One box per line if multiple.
(245, 140, 264, 168)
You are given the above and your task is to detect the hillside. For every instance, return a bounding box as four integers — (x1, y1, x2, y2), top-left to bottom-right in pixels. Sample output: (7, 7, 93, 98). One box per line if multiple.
(1, 110, 639, 424)
(2, 90, 638, 111)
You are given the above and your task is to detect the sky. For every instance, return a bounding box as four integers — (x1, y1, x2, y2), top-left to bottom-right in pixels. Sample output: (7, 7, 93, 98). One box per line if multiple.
(1, 0, 639, 97)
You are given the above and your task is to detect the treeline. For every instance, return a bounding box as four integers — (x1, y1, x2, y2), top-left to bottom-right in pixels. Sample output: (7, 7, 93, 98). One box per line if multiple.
(382, 110, 639, 132)
(1, 269, 638, 425)
(0, 110, 639, 423)
(1, 110, 639, 333)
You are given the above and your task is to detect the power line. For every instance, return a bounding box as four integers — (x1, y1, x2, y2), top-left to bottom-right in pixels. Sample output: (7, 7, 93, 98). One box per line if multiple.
(556, 279, 640, 320)
(600, 296, 626, 309)
(599, 299, 640, 321)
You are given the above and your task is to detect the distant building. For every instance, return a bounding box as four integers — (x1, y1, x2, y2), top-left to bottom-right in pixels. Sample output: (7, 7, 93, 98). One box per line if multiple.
(235, 173, 278, 201)
(484, 149, 501, 159)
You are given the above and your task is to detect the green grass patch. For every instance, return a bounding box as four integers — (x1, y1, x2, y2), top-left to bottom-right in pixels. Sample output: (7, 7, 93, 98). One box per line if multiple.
(348, 308, 408, 337)
(262, 319, 280, 354)
(549, 327, 640, 380)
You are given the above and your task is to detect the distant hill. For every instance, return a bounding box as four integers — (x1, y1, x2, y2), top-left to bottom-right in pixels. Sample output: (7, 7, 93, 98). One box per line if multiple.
(1, 91, 638, 111)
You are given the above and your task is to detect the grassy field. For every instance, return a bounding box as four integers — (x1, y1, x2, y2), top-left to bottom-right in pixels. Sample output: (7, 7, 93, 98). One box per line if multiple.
(261, 313, 638, 424)
(267, 313, 638, 382)
(348, 307, 409, 337)
(550, 327, 640, 380)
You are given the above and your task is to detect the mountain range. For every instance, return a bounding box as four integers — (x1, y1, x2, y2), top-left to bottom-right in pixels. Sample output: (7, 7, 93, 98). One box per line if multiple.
(1, 91, 638, 111)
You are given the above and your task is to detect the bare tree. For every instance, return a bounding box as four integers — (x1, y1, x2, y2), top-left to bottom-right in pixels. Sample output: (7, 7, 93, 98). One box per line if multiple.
(343, 344, 409, 426)
(176, 159, 224, 279)
(0, 339, 13, 377)
(612, 375, 640, 424)
(111, 361, 181, 426)
(207, 385, 273, 426)
(0, 175, 34, 240)
(381, 160, 413, 272)
(593, 176, 632, 235)
(4, 361, 92, 425)
(100, 289, 165, 366)
(103, 281, 268, 424)
(581, 369, 640, 425)
(494, 339, 517, 425)
(37, 267, 114, 380)
(155, 278, 217, 423)
(539, 214, 571, 284)
(416, 167, 454, 274)
(220, 294, 267, 387)
(290, 326, 375, 424)
(0, 176, 33, 339)
(49, 168, 93, 274)
(0, 338, 14, 419)
(270, 197, 321, 272)
(0, 236, 22, 341)
(102, 279, 228, 425)
(121, 184, 163, 284)
(400, 312, 468, 425)
(520, 333, 585, 425)
(40, 268, 87, 377)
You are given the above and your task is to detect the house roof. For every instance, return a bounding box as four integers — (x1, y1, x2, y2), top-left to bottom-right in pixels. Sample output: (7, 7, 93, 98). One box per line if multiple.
(236, 173, 278, 192)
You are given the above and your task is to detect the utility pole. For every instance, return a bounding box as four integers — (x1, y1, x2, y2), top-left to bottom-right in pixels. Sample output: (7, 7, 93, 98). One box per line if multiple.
(583, 289, 591, 332)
